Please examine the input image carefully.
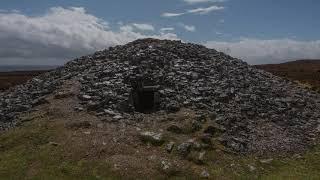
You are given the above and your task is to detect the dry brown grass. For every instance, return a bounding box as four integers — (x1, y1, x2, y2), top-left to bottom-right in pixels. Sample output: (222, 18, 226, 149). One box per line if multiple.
(255, 60, 320, 92)
(0, 71, 46, 90)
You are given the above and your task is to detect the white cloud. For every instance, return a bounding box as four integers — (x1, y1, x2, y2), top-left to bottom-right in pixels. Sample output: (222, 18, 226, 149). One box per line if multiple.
(180, 23, 196, 32)
(162, 5, 224, 18)
(2, 7, 318, 66)
(0, 7, 178, 65)
(160, 27, 175, 32)
(183, 0, 227, 4)
(0, 9, 20, 13)
(161, 12, 185, 17)
(132, 23, 155, 31)
(204, 38, 320, 64)
(187, 5, 224, 14)
(119, 25, 134, 32)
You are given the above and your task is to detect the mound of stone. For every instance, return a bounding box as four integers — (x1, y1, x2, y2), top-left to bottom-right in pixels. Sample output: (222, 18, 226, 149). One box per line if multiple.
(1, 38, 319, 154)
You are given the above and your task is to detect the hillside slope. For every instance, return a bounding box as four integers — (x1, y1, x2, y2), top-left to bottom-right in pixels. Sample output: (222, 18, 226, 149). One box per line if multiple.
(0, 71, 47, 90)
(255, 60, 320, 91)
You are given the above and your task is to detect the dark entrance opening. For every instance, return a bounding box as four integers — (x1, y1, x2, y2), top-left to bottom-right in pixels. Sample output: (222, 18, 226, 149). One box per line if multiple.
(132, 85, 160, 113)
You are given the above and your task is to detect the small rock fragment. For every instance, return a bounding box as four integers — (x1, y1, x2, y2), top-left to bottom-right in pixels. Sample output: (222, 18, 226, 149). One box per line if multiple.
(200, 134, 212, 145)
(316, 124, 320, 133)
(166, 142, 175, 153)
(200, 170, 210, 179)
(177, 142, 192, 157)
(54, 91, 74, 99)
(293, 154, 302, 159)
(259, 158, 273, 164)
(113, 115, 123, 120)
(31, 97, 49, 106)
(203, 126, 217, 136)
(49, 142, 59, 146)
(191, 120, 202, 132)
(79, 95, 92, 101)
(204, 124, 226, 135)
(161, 160, 171, 171)
(19, 116, 35, 123)
(197, 151, 206, 164)
(166, 101, 180, 113)
(74, 107, 84, 111)
(195, 114, 207, 122)
(167, 124, 183, 134)
(139, 131, 164, 145)
(104, 109, 118, 116)
(248, 165, 256, 172)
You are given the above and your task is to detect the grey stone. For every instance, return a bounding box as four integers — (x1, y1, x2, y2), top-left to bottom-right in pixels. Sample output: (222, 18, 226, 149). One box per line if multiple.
(259, 158, 273, 164)
(139, 131, 164, 145)
(191, 120, 202, 132)
(167, 124, 183, 134)
(200, 170, 210, 179)
(31, 97, 49, 106)
(177, 142, 192, 157)
(113, 115, 123, 120)
(166, 101, 180, 113)
(80, 95, 92, 101)
(248, 165, 256, 172)
(74, 107, 84, 111)
(200, 134, 212, 145)
(166, 142, 175, 153)
(197, 151, 206, 164)
(49, 142, 59, 146)
(161, 160, 171, 171)
(54, 91, 74, 99)
(316, 124, 320, 133)
(104, 109, 118, 116)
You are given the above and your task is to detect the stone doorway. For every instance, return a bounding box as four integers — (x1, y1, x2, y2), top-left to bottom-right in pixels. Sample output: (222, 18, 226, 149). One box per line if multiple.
(132, 85, 160, 113)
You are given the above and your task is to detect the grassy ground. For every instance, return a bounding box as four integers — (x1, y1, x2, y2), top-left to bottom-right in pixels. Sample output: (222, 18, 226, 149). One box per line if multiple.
(0, 118, 119, 180)
(0, 116, 319, 179)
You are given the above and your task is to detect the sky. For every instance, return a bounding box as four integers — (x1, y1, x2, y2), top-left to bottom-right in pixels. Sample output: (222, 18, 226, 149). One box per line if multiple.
(0, 0, 320, 65)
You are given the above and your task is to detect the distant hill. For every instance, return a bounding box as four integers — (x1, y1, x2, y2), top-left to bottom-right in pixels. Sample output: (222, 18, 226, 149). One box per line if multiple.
(0, 71, 48, 90)
(0, 65, 58, 72)
(255, 59, 320, 91)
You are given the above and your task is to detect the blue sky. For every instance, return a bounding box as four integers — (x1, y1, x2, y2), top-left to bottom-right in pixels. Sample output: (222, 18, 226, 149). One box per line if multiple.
(0, 0, 320, 65)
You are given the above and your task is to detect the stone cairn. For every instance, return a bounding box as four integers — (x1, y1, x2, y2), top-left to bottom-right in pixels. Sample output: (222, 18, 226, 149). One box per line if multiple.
(0, 38, 319, 154)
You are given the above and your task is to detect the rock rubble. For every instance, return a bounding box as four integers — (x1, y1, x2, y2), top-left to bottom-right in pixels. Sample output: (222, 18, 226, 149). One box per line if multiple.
(0, 38, 319, 154)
